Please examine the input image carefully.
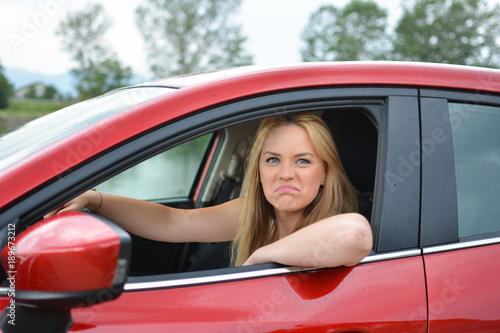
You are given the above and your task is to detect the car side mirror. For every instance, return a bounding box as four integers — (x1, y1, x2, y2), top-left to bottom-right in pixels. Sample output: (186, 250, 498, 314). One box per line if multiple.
(0, 212, 131, 333)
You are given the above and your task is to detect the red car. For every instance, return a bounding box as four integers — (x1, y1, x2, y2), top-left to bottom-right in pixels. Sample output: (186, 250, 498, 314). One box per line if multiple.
(0, 62, 499, 332)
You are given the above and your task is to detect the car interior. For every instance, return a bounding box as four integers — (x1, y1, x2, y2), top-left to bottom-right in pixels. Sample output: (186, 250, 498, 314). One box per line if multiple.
(122, 108, 379, 277)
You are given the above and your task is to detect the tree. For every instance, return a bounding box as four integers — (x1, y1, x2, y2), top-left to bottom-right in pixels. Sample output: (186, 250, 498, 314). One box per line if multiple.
(301, 0, 390, 62)
(56, 4, 133, 99)
(72, 58, 132, 99)
(135, 0, 253, 77)
(0, 62, 14, 109)
(392, 0, 500, 68)
(42, 85, 58, 100)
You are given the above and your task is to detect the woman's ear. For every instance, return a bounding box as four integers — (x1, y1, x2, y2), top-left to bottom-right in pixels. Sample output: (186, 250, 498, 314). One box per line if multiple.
(322, 163, 327, 185)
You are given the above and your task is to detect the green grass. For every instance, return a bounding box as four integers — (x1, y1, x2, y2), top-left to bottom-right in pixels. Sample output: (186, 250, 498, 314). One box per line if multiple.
(1, 100, 72, 118)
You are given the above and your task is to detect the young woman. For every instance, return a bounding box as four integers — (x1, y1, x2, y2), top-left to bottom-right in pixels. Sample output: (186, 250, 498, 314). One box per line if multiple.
(45, 113, 372, 268)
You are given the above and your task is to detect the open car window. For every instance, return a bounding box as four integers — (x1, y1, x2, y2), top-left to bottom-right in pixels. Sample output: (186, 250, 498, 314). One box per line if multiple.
(116, 107, 380, 278)
(97, 134, 212, 201)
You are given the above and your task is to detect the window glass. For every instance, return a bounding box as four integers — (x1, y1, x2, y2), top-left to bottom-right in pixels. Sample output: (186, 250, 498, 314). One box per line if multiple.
(0, 87, 173, 172)
(98, 134, 212, 201)
(449, 103, 500, 238)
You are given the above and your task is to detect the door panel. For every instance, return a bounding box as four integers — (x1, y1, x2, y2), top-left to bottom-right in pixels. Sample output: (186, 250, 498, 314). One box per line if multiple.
(425, 244, 500, 332)
(70, 256, 427, 332)
(419, 92, 500, 331)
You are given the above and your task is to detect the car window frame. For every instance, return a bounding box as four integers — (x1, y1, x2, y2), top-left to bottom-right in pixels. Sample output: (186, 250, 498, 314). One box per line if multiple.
(420, 88, 500, 248)
(374, 94, 420, 253)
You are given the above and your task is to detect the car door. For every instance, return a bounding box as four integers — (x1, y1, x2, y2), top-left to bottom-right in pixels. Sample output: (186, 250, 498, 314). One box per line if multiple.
(67, 87, 426, 331)
(0, 86, 428, 332)
(420, 90, 500, 331)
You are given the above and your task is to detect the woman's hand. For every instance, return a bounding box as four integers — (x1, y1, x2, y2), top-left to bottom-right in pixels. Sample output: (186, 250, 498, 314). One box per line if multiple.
(43, 193, 88, 219)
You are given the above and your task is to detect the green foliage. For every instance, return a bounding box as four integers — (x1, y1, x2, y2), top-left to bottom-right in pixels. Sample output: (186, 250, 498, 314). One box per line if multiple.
(72, 57, 132, 100)
(135, 0, 253, 77)
(301, 0, 500, 68)
(392, 0, 500, 67)
(302, 0, 390, 62)
(56, 4, 110, 69)
(56, 3, 133, 99)
(0, 63, 14, 109)
(42, 85, 58, 99)
(22, 84, 59, 100)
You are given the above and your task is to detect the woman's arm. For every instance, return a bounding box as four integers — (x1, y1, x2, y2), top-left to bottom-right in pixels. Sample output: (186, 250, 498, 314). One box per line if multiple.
(243, 213, 372, 267)
(45, 190, 239, 243)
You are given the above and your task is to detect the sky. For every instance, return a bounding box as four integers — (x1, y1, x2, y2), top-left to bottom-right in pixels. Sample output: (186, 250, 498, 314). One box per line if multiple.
(0, 0, 406, 79)
(2, 0, 497, 80)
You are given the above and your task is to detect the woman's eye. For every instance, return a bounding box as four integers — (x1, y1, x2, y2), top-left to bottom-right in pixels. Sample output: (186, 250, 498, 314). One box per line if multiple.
(297, 158, 311, 165)
(266, 157, 279, 164)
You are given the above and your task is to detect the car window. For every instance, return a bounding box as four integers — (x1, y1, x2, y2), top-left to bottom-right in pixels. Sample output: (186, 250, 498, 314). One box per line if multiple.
(448, 103, 500, 239)
(97, 134, 212, 201)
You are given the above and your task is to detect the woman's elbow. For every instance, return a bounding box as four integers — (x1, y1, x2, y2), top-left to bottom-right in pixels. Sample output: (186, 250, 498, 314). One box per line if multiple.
(342, 214, 373, 266)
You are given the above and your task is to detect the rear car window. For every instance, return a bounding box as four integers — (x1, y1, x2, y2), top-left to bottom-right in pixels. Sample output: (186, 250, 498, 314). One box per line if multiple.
(448, 103, 500, 239)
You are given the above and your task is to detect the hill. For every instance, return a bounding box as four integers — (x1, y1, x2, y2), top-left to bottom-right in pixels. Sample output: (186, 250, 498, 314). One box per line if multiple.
(4, 68, 150, 98)
(4, 68, 76, 97)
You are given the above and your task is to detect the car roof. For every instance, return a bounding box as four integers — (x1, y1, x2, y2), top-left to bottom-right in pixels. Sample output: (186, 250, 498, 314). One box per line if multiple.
(1, 62, 500, 208)
(134, 62, 500, 93)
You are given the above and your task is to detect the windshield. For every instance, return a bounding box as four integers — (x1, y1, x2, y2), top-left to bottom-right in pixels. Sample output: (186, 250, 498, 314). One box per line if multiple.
(0, 87, 175, 172)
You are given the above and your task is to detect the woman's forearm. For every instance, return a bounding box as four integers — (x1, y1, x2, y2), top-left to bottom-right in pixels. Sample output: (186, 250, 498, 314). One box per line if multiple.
(89, 191, 176, 241)
(64, 190, 176, 242)
(244, 213, 372, 268)
(46, 190, 239, 243)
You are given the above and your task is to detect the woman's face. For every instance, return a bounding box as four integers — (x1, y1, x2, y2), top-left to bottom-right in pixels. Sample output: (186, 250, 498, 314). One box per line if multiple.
(259, 124, 326, 216)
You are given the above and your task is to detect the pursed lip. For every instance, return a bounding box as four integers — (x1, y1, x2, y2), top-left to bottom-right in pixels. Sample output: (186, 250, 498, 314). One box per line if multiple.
(275, 185, 299, 192)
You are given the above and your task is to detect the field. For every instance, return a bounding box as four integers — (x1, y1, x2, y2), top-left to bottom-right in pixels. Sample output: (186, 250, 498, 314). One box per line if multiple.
(1, 100, 71, 118)
(0, 100, 73, 133)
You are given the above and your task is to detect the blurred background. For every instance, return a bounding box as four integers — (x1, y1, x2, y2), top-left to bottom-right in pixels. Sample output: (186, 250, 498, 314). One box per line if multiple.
(1, 0, 499, 131)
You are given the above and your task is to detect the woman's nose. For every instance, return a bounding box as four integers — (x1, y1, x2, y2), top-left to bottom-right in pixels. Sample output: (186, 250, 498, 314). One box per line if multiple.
(279, 162, 294, 180)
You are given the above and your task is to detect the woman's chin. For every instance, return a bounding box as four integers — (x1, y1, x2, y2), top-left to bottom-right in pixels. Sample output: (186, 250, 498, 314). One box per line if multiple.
(272, 198, 303, 214)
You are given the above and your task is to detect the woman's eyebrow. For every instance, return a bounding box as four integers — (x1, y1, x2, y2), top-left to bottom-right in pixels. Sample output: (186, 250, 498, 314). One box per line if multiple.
(295, 152, 314, 157)
(263, 151, 315, 157)
(263, 151, 280, 156)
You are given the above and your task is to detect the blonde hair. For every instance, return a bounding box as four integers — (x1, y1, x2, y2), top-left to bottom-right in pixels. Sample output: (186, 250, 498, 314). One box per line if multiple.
(231, 113, 357, 266)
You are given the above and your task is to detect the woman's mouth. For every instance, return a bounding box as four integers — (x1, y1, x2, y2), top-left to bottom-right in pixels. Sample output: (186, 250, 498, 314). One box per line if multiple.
(276, 185, 299, 192)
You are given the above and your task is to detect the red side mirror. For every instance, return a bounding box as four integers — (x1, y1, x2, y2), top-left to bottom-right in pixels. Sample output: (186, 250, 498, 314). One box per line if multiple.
(0, 212, 131, 333)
